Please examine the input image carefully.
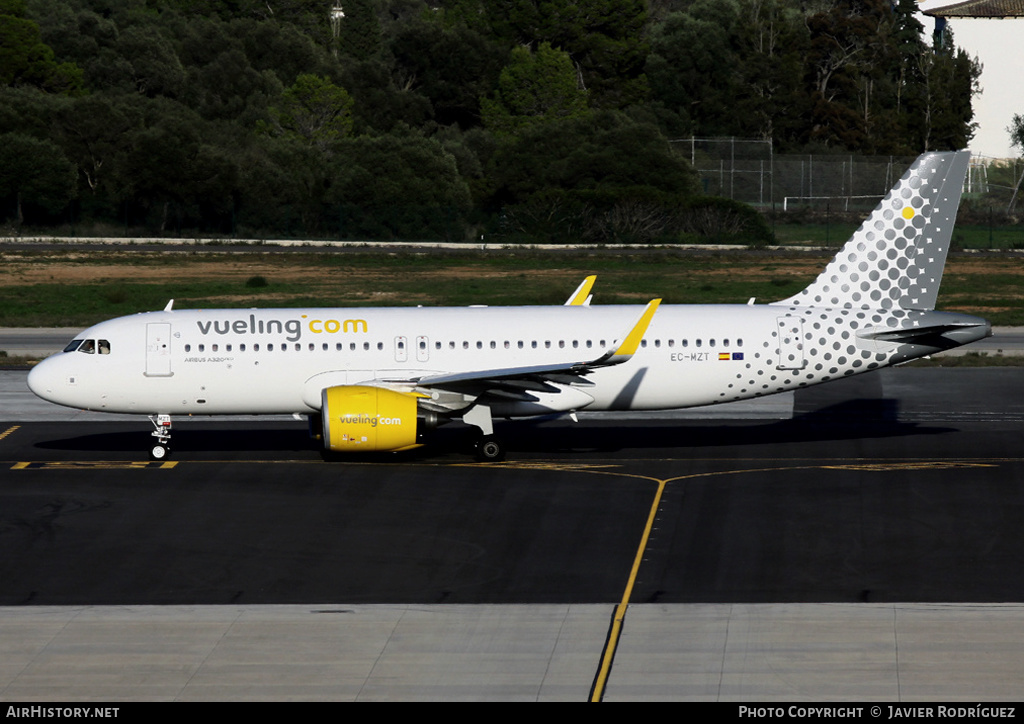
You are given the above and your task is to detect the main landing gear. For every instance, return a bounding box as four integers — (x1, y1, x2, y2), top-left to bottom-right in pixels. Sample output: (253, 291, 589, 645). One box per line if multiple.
(474, 435, 505, 463)
(148, 414, 172, 460)
(463, 403, 506, 462)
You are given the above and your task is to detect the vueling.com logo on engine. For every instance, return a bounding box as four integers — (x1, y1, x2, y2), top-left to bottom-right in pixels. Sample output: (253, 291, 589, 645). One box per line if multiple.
(339, 414, 402, 427)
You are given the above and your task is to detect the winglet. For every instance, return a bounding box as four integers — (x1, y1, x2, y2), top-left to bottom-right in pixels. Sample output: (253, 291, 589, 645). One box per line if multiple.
(586, 298, 661, 367)
(564, 275, 596, 306)
(163, 299, 174, 312)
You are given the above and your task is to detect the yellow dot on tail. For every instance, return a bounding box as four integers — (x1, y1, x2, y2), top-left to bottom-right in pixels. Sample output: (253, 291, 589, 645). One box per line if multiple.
(902, 206, 915, 220)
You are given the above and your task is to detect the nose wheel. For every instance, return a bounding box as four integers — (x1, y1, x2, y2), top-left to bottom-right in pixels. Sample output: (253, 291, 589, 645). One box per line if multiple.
(148, 414, 172, 460)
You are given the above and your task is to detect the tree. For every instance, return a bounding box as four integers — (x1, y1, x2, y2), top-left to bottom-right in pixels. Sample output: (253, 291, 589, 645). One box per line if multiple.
(328, 132, 472, 240)
(483, 111, 699, 243)
(486, 0, 649, 109)
(1011, 114, 1024, 154)
(0, 5, 82, 93)
(0, 132, 76, 225)
(481, 42, 589, 136)
(116, 25, 186, 98)
(645, 2, 741, 137)
(266, 74, 354, 151)
(336, 0, 381, 61)
(389, 17, 506, 129)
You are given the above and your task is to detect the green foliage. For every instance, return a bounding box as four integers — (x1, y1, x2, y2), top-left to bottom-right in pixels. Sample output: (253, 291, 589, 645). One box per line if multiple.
(481, 42, 589, 136)
(0, 9, 82, 93)
(0, 0, 982, 239)
(486, 111, 697, 205)
(336, 0, 381, 61)
(1010, 114, 1024, 154)
(487, 0, 649, 109)
(680, 196, 774, 246)
(0, 132, 76, 223)
(328, 131, 472, 240)
(266, 74, 354, 150)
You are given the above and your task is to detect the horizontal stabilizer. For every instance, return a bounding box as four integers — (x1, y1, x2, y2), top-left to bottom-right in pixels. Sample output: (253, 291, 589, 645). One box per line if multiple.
(857, 317, 990, 350)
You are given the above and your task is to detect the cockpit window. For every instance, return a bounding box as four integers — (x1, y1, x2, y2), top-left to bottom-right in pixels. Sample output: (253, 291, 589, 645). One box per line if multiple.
(65, 339, 111, 354)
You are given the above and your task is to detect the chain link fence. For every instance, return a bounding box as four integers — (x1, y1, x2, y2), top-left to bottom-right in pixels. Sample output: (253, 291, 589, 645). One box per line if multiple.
(670, 138, 1024, 248)
(670, 137, 927, 211)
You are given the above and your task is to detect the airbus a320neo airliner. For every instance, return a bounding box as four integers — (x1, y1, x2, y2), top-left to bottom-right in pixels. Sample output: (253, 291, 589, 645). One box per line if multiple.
(28, 151, 989, 462)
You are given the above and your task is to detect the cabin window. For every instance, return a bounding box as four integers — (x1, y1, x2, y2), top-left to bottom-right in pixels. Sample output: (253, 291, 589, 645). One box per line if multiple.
(490, 341, 496, 349)
(532, 341, 538, 349)
(641, 340, 647, 348)
(240, 344, 246, 352)
(267, 344, 273, 351)
(212, 344, 218, 352)
(559, 341, 565, 349)
(184, 344, 191, 352)
(253, 344, 260, 352)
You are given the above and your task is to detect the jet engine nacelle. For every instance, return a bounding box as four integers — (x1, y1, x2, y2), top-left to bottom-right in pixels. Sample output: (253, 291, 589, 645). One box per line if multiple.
(320, 385, 436, 452)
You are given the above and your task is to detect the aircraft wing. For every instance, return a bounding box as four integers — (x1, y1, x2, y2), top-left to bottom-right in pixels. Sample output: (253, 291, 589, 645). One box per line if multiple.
(378, 299, 661, 394)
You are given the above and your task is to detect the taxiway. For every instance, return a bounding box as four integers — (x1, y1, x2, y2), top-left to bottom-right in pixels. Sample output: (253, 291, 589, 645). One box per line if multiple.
(2, 368, 1024, 700)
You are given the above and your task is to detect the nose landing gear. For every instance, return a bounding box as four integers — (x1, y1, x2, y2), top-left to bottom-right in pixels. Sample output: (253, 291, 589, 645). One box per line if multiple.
(148, 414, 172, 460)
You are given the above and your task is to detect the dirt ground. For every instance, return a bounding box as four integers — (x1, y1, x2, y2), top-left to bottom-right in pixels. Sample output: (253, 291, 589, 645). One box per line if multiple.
(0, 249, 833, 287)
(2, 248, 1021, 311)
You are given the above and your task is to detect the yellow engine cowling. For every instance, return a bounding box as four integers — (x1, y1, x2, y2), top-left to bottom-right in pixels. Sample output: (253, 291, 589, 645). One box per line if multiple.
(321, 386, 434, 452)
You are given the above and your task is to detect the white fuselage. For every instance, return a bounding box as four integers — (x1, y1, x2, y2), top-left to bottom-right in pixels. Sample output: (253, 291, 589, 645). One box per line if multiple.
(25, 302, 987, 418)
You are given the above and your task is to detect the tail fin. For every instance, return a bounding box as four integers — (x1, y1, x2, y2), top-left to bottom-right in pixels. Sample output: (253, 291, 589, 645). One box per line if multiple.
(773, 150, 970, 312)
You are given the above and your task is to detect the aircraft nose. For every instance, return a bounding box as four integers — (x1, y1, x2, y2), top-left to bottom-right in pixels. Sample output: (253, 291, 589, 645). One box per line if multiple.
(27, 356, 61, 401)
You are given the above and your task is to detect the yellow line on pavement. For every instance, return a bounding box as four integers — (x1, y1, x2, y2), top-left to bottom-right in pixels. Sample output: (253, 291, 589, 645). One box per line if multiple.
(0, 425, 20, 441)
